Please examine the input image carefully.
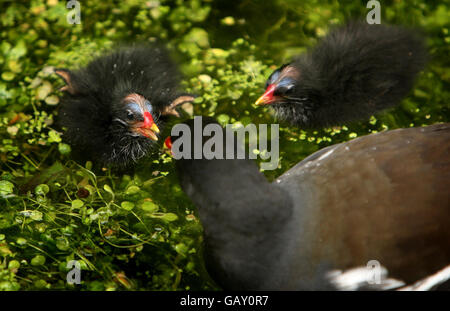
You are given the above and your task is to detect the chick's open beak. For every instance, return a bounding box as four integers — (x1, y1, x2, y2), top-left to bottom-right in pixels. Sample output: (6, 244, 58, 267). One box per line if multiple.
(137, 111, 160, 141)
(255, 84, 276, 106)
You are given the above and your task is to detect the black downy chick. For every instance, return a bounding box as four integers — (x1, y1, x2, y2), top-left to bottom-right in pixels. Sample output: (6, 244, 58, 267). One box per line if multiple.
(255, 21, 427, 128)
(55, 45, 194, 167)
(170, 118, 450, 290)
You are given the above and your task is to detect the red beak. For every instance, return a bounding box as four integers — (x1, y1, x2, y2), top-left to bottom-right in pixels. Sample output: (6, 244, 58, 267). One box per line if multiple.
(163, 136, 173, 156)
(255, 84, 276, 106)
(137, 112, 160, 141)
(143, 112, 154, 128)
(164, 136, 172, 150)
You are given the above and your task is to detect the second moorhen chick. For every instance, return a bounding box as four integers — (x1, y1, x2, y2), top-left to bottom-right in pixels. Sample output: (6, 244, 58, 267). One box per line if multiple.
(171, 118, 450, 290)
(255, 21, 427, 128)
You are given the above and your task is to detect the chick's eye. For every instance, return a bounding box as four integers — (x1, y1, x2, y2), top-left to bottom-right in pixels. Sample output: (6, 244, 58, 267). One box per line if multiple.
(274, 78, 296, 96)
(274, 84, 295, 96)
(126, 110, 135, 120)
(125, 102, 141, 119)
(284, 85, 295, 94)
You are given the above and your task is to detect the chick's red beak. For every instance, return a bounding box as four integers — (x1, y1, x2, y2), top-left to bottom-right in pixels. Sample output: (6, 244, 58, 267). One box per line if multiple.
(255, 84, 276, 106)
(164, 136, 172, 150)
(137, 111, 160, 141)
(163, 136, 173, 157)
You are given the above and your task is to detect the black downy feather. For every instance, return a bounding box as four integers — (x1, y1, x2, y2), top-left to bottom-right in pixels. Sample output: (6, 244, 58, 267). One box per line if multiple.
(264, 21, 428, 128)
(56, 44, 192, 167)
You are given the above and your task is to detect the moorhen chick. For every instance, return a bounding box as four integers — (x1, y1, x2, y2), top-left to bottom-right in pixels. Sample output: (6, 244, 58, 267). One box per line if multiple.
(170, 117, 450, 290)
(255, 21, 427, 128)
(55, 45, 194, 166)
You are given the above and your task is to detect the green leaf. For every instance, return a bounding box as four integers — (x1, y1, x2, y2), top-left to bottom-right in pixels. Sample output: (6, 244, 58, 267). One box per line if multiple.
(184, 28, 210, 48)
(35, 184, 49, 196)
(31, 255, 46, 266)
(162, 213, 178, 222)
(16, 237, 27, 245)
(36, 81, 52, 100)
(58, 143, 71, 155)
(125, 185, 140, 195)
(103, 184, 114, 194)
(48, 130, 62, 143)
(33, 280, 48, 289)
(45, 95, 59, 105)
(175, 243, 189, 255)
(1, 72, 15, 81)
(121, 201, 135, 211)
(56, 237, 70, 251)
(30, 211, 43, 221)
(9, 40, 27, 59)
(141, 201, 158, 213)
(71, 199, 84, 209)
(8, 260, 20, 270)
(0, 180, 14, 196)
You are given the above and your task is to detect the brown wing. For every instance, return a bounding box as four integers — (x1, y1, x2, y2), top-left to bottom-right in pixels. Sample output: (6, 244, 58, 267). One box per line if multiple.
(285, 123, 450, 283)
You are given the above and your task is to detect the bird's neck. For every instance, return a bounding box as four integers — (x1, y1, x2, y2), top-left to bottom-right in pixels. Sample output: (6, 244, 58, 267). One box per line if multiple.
(177, 157, 293, 289)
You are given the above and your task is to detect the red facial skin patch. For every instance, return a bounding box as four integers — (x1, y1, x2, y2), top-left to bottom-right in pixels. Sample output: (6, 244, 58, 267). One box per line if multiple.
(255, 84, 276, 105)
(143, 111, 154, 128)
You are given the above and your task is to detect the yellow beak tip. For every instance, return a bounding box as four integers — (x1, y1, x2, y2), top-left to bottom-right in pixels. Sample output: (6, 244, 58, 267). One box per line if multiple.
(151, 123, 160, 134)
(255, 97, 265, 106)
(149, 132, 158, 141)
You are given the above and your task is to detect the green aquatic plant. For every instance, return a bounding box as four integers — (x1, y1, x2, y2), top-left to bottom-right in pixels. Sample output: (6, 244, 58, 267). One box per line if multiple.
(0, 0, 448, 290)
